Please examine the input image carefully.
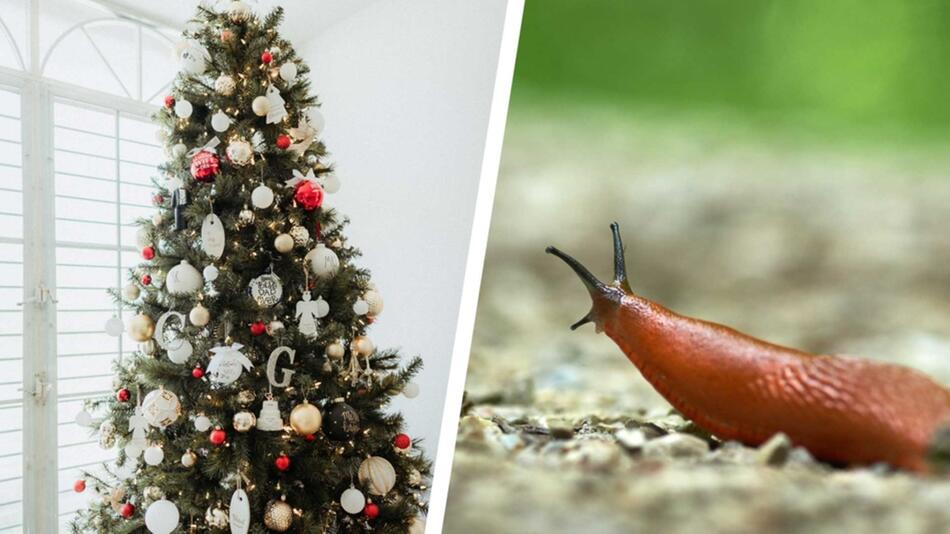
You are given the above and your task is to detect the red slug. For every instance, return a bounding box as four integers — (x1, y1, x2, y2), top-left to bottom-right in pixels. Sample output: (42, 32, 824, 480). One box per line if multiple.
(547, 223, 950, 473)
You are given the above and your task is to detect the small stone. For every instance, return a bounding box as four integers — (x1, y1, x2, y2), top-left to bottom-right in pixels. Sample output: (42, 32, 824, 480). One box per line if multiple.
(615, 428, 647, 451)
(756, 432, 792, 467)
(563, 439, 622, 471)
(642, 432, 709, 459)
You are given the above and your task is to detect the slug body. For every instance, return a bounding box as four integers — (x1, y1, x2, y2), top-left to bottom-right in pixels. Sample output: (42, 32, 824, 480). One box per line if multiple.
(548, 224, 950, 472)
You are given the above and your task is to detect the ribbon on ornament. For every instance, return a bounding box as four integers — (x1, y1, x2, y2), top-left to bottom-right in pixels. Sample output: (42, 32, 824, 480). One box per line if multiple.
(284, 168, 319, 188)
(187, 136, 221, 158)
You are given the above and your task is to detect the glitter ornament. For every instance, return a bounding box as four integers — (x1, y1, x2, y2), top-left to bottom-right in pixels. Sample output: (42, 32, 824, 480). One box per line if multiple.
(141, 388, 181, 428)
(263, 499, 292, 531)
(214, 74, 235, 96)
(126, 313, 155, 342)
(190, 151, 219, 181)
(232, 411, 256, 432)
(325, 400, 359, 440)
(226, 139, 253, 166)
(249, 272, 283, 307)
(289, 225, 309, 246)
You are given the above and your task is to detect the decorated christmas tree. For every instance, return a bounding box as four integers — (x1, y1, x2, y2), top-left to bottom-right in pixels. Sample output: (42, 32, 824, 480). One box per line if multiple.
(70, 3, 429, 533)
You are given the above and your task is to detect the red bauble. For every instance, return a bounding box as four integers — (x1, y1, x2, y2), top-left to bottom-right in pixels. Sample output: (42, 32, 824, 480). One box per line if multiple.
(209, 428, 227, 445)
(190, 151, 220, 182)
(275, 134, 291, 150)
(141, 274, 152, 286)
(304, 433, 316, 442)
(393, 433, 411, 450)
(73, 479, 86, 493)
(261, 51, 273, 64)
(163, 95, 175, 109)
(221, 30, 233, 42)
(191, 367, 204, 378)
(274, 454, 291, 471)
(116, 388, 131, 402)
(364, 503, 380, 520)
(142, 246, 155, 260)
(152, 193, 164, 205)
(119, 502, 135, 519)
(294, 181, 324, 211)
(250, 321, 267, 336)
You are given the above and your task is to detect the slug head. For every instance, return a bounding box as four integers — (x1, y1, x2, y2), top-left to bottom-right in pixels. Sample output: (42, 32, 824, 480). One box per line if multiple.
(546, 222, 631, 330)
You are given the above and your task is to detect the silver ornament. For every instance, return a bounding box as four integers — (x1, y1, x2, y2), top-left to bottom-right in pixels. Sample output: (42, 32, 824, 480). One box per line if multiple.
(238, 209, 255, 226)
(289, 225, 309, 246)
(249, 273, 283, 307)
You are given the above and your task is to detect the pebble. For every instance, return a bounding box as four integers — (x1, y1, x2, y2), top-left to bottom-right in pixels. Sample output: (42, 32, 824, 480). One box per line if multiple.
(756, 432, 792, 466)
(614, 428, 647, 450)
(642, 432, 709, 459)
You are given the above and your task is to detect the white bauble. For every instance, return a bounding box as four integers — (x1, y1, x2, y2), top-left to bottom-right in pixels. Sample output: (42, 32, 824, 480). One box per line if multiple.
(202, 265, 219, 282)
(251, 95, 270, 117)
(172, 143, 187, 158)
(226, 139, 253, 166)
(339, 487, 365, 514)
(364, 290, 383, 315)
(251, 184, 275, 209)
(326, 342, 344, 360)
(125, 441, 143, 458)
(75, 409, 93, 427)
(274, 233, 294, 253)
(307, 243, 339, 279)
(194, 415, 212, 432)
(308, 108, 326, 133)
(353, 336, 374, 357)
(123, 282, 141, 300)
(143, 445, 164, 466)
(141, 389, 181, 428)
(104, 316, 124, 337)
(166, 260, 203, 295)
(266, 320, 284, 336)
(180, 451, 197, 467)
(151, 213, 163, 226)
(409, 517, 426, 534)
(145, 499, 179, 534)
(279, 62, 297, 82)
(352, 300, 369, 316)
(211, 111, 232, 133)
(402, 382, 420, 399)
(321, 173, 341, 194)
(214, 75, 236, 96)
(189, 304, 210, 327)
(174, 100, 193, 119)
(358, 456, 396, 496)
(228, 0, 252, 22)
(135, 227, 151, 248)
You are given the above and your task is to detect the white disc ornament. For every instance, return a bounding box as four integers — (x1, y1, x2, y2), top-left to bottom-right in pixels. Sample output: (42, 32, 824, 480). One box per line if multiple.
(340, 487, 365, 514)
(251, 184, 274, 209)
(207, 343, 253, 385)
(321, 173, 340, 194)
(279, 62, 297, 82)
(202, 265, 219, 282)
(174, 99, 193, 119)
(201, 213, 225, 259)
(226, 139, 254, 166)
(122, 282, 140, 300)
(194, 415, 212, 432)
(364, 290, 384, 315)
(189, 304, 210, 327)
(75, 409, 93, 427)
(142, 389, 181, 428)
(274, 233, 294, 253)
(402, 382, 420, 399)
(144, 498, 179, 534)
(308, 108, 326, 133)
(104, 316, 124, 337)
(358, 456, 396, 496)
(214, 74, 236, 96)
(251, 96, 270, 117)
(352, 299, 369, 316)
(307, 243, 339, 279)
(211, 111, 231, 133)
(144, 445, 164, 466)
(249, 273, 283, 307)
(229, 489, 250, 534)
(172, 142, 187, 158)
(154, 311, 192, 364)
(166, 260, 203, 295)
(178, 39, 209, 75)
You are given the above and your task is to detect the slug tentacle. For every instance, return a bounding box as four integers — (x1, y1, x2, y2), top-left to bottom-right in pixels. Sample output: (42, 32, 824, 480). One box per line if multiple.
(546, 242, 624, 331)
(610, 221, 632, 292)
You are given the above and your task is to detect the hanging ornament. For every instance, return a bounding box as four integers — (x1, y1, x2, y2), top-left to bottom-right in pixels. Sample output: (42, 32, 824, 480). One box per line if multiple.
(176, 39, 210, 75)
(180, 450, 197, 467)
(98, 420, 116, 449)
(402, 382, 420, 399)
(207, 343, 253, 385)
(279, 62, 297, 82)
(190, 152, 220, 182)
(289, 225, 309, 246)
(191, 366, 204, 378)
(364, 289, 384, 315)
(126, 313, 155, 342)
(260, 50, 273, 64)
(122, 282, 140, 300)
(358, 456, 396, 496)
(393, 433, 411, 450)
(274, 233, 294, 253)
(364, 503, 380, 520)
(307, 243, 339, 279)
(408, 468, 423, 486)
(171, 185, 189, 231)
(166, 260, 203, 294)
(214, 74, 236, 96)
(263, 499, 292, 532)
(249, 272, 283, 307)
(274, 454, 290, 471)
(321, 173, 341, 194)
(226, 138, 254, 166)
(144, 498, 179, 534)
(326, 341, 345, 360)
(257, 395, 284, 431)
(154, 310, 192, 364)
(232, 411, 256, 432)
(227, 0, 252, 22)
(172, 142, 187, 158)
(251, 95, 270, 117)
(266, 320, 285, 336)
(325, 399, 359, 440)
(163, 95, 174, 109)
(141, 273, 152, 285)
(266, 346, 296, 387)
(189, 303, 210, 327)
(104, 316, 124, 337)
(209, 427, 227, 446)
(250, 321, 267, 336)
(237, 389, 256, 404)
(409, 517, 426, 534)
(238, 207, 255, 226)
(211, 110, 232, 133)
(128, 405, 148, 452)
(289, 400, 322, 435)
(308, 108, 326, 133)
(287, 119, 315, 156)
(251, 183, 274, 209)
(294, 291, 328, 338)
(340, 487, 365, 514)
(353, 335, 375, 357)
(143, 444, 164, 466)
(352, 299, 369, 316)
(275, 134, 291, 150)
(119, 502, 136, 519)
(205, 505, 229, 528)
(194, 415, 212, 432)
(116, 388, 131, 402)
(294, 181, 323, 211)
(141, 246, 155, 260)
(229, 488, 250, 534)
(73, 479, 86, 493)
(201, 213, 225, 259)
(75, 409, 93, 427)
(174, 99, 193, 119)
(202, 265, 219, 283)
(265, 85, 288, 124)
(142, 388, 181, 428)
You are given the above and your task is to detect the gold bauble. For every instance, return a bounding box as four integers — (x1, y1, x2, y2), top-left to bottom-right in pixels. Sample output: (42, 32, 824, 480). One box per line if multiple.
(232, 411, 257, 432)
(263, 499, 293, 532)
(353, 336, 374, 357)
(326, 342, 345, 360)
(127, 313, 155, 342)
(289, 400, 322, 435)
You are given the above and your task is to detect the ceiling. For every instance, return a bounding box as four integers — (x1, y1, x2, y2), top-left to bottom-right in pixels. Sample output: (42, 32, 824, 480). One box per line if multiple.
(85, 0, 379, 45)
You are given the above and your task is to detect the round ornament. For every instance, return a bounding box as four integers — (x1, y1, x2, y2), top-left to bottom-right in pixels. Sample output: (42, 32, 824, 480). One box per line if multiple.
(326, 342, 345, 360)
(340, 487, 365, 514)
(178, 40, 209, 75)
(163, 95, 174, 108)
(172, 143, 187, 158)
(194, 415, 212, 432)
(232, 411, 256, 432)
(127, 313, 155, 342)
(166, 260, 203, 294)
(189, 304, 210, 327)
(289, 400, 322, 435)
(364, 503, 380, 520)
(174, 99, 193, 119)
(75, 409, 93, 427)
(249, 273, 283, 307)
(119, 502, 136, 519)
(98, 421, 116, 448)
(104, 316, 124, 337)
(144, 445, 164, 466)
(211, 110, 231, 132)
(226, 139, 254, 166)
(74, 479, 86, 493)
(274, 233, 294, 253)
(279, 62, 297, 82)
(274, 454, 290, 471)
(352, 300, 369, 316)
(209, 428, 227, 446)
(293, 181, 323, 210)
(321, 173, 341, 194)
(141, 274, 152, 285)
(116, 388, 131, 402)
(358, 456, 396, 496)
(251, 184, 274, 209)
(228, 0, 252, 22)
(142, 246, 155, 260)
(151, 212, 163, 226)
(154, 310, 192, 364)
(238, 208, 255, 225)
(289, 225, 309, 246)
(122, 282, 140, 300)
(263, 499, 292, 532)
(261, 50, 273, 64)
(393, 433, 411, 450)
(190, 151, 220, 181)
(409, 517, 426, 534)
(191, 367, 204, 378)
(353, 336, 374, 357)
(214, 75, 236, 96)
(325, 401, 360, 441)
(202, 265, 219, 282)
(307, 243, 339, 279)
(144, 498, 179, 534)
(207, 343, 252, 385)
(181, 451, 197, 467)
(252, 95, 270, 117)
(364, 290, 384, 315)
(308, 108, 326, 133)
(142, 389, 181, 428)
(250, 321, 267, 336)
(237, 389, 256, 404)
(125, 441, 143, 459)
(266, 320, 285, 336)
(276, 134, 291, 150)
(402, 382, 420, 399)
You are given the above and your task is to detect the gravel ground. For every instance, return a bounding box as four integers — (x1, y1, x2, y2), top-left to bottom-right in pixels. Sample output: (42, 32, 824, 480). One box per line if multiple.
(443, 106, 950, 534)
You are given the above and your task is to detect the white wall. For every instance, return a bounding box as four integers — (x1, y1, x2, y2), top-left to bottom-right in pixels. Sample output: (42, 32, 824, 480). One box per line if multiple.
(304, 0, 510, 463)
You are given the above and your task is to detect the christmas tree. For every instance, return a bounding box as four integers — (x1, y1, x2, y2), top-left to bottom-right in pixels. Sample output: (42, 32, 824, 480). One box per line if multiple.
(70, 3, 429, 533)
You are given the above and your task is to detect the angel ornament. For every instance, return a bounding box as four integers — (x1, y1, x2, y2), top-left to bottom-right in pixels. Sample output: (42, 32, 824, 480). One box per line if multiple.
(207, 343, 254, 385)
(128, 405, 148, 451)
(295, 291, 329, 338)
(265, 85, 288, 124)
